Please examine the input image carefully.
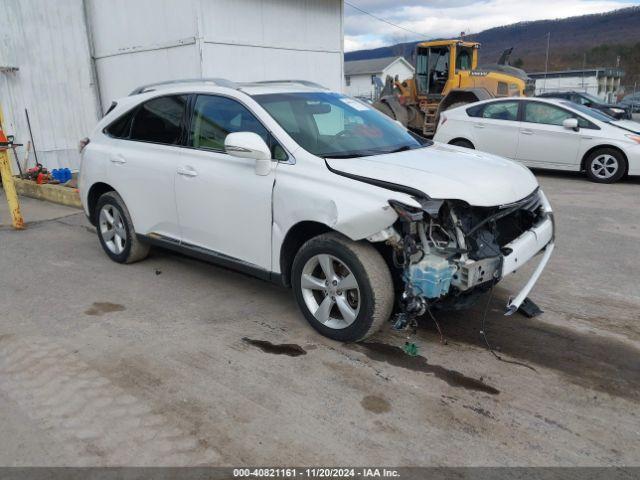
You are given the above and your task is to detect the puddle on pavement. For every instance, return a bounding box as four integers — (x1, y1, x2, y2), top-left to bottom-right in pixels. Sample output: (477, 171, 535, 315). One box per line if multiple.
(361, 395, 391, 414)
(84, 302, 126, 316)
(347, 342, 499, 395)
(242, 338, 307, 357)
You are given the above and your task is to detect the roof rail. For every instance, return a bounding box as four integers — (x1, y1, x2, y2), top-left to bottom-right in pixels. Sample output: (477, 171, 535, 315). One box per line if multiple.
(129, 78, 237, 96)
(244, 79, 328, 90)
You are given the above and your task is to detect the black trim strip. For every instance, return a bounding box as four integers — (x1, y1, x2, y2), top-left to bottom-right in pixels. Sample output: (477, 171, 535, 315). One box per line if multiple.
(139, 234, 285, 286)
(324, 160, 429, 199)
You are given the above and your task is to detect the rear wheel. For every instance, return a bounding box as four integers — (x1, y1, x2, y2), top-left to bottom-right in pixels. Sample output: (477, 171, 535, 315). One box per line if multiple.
(95, 192, 149, 264)
(585, 148, 626, 183)
(449, 138, 474, 149)
(291, 233, 394, 342)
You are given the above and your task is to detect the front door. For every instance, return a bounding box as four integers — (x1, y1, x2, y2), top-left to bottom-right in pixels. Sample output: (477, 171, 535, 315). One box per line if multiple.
(516, 101, 582, 168)
(174, 94, 278, 270)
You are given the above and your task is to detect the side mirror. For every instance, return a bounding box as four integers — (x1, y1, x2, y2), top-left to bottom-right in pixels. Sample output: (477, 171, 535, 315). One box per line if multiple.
(224, 132, 272, 176)
(563, 118, 579, 131)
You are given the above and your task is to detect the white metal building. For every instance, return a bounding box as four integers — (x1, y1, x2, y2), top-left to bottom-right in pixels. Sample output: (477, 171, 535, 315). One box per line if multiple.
(530, 68, 624, 103)
(344, 56, 414, 99)
(0, 0, 344, 170)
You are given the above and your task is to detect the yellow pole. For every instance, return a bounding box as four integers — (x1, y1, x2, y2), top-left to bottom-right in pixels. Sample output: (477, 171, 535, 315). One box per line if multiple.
(0, 106, 25, 230)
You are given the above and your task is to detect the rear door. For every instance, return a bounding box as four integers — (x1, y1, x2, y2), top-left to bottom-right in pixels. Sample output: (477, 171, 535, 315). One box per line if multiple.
(469, 100, 521, 159)
(104, 94, 187, 238)
(516, 101, 582, 168)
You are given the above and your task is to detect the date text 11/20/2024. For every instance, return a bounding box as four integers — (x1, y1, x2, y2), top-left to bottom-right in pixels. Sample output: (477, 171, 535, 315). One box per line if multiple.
(233, 468, 400, 478)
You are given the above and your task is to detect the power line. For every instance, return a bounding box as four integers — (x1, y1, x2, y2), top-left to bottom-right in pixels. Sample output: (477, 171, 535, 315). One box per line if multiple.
(344, 1, 428, 38)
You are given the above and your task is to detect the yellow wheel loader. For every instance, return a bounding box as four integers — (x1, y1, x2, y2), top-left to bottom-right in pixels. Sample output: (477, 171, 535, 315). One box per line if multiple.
(374, 40, 535, 136)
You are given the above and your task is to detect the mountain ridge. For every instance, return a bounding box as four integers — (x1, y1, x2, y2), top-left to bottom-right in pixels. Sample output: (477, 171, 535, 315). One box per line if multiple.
(345, 6, 640, 87)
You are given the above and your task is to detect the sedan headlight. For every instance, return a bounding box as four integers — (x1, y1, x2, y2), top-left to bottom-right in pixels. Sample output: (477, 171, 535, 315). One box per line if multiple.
(609, 107, 625, 114)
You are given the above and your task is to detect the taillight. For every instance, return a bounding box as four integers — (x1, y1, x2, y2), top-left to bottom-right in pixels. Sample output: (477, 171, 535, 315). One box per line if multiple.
(79, 137, 90, 153)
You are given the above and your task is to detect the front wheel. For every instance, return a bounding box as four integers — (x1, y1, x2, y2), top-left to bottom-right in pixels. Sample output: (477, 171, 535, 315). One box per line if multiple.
(585, 148, 627, 183)
(291, 233, 394, 342)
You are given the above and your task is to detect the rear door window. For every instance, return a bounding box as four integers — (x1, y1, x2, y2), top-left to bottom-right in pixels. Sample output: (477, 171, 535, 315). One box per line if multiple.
(481, 101, 519, 121)
(129, 95, 188, 145)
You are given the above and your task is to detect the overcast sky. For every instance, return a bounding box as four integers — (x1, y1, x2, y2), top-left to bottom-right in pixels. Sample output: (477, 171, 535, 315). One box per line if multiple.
(344, 0, 640, 51)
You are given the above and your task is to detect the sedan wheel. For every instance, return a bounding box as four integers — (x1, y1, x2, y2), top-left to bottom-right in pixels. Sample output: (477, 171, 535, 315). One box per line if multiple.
(585, 148, 627, 184)
(590, 154, 618, 180)
(300, 254, 360, 330)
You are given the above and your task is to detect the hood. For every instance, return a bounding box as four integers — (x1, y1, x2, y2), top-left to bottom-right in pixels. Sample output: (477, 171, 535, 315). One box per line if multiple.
(611, 119, 640, 134)
(326, 143, 538, 207)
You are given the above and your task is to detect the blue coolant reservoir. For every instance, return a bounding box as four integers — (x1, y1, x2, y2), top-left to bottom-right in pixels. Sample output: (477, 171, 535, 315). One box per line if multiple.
(406, 256, 454, 299)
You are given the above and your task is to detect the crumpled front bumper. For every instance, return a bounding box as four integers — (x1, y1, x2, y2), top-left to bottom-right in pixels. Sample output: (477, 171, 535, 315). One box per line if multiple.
(501, 190, 555, 315)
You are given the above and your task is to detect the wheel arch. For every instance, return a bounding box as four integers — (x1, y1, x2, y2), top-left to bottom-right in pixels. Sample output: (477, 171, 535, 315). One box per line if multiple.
(580, 144, 629, 174)
(279, 221, 333, 287)
(448, 137, 475, 148)
(87, 182, 117, 225)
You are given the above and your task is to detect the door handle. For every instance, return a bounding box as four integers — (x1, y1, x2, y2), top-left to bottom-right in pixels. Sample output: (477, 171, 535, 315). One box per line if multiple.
(473, 123, 485, 129)
(177, 166, 198, 177)
(109, 154, 126, 164)
(521, 129, 533, 135)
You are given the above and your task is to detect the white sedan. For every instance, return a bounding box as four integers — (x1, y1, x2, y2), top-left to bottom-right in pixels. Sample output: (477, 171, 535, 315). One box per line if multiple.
(434, 97, 640, 183)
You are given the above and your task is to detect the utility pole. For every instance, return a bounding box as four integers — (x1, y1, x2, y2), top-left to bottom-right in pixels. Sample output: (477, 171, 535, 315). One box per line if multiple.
(581, 52, 586, 90)
(543, 32, 550, 92)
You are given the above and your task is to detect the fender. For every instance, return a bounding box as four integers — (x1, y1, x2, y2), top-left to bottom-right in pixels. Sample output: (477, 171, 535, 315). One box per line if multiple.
(270, 159, 420, 274)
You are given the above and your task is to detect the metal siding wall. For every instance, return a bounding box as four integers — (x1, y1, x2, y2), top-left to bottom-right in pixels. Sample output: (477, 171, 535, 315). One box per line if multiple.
(0, 0, 100, 170)
(201, 44, 342, 91)
(199, 0, 343, 91)
(86, 0, 201, 109)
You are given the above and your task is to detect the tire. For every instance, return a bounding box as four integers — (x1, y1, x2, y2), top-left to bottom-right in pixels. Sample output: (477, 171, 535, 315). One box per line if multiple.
(291, 232, 394, 342)
(95, 191, 150, 264)
(449, 138, 474, 149)
(585, 148, 627, 183)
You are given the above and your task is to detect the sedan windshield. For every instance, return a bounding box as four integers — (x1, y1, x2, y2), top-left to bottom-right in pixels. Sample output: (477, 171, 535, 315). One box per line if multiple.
(254, 92, 429, 158)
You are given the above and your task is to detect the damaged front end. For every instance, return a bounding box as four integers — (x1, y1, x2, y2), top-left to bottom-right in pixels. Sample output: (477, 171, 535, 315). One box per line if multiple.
(369, 189, 554, 327)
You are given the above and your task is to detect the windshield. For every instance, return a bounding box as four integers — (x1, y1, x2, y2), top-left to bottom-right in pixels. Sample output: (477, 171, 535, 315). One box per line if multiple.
(254, 92, 429, 158)
(580, 92, 604, 104)
(562, 101, 614, 123)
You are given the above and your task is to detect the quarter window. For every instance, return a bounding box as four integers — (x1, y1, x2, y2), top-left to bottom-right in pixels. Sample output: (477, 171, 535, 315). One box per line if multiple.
(481, 101, 519, 121)
(129, 95, 187, 144)
(524, 102, 574, 126)
(105, 110, 135, 139)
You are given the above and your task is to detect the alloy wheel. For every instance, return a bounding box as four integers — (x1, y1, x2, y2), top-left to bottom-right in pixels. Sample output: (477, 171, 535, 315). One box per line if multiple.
(591, 154, 619, 180)
(300, 254, 360, 329)
(99, 204, 127, 255)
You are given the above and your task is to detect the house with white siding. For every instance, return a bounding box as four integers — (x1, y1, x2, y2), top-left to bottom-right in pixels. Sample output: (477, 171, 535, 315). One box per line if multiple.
(344, 56, 415, 100)
(0, 0, 344, 170)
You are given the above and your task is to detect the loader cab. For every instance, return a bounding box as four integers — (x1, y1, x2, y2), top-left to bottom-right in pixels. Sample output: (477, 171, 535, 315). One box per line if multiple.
(415, 41, 479, 98)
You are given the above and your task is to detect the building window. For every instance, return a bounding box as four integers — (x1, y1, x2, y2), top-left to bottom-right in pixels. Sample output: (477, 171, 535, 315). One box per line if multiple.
(345, 76, 351, 87)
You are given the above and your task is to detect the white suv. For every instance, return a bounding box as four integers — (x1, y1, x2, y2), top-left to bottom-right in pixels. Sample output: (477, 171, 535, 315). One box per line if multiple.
(80, 79, 555, 342)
